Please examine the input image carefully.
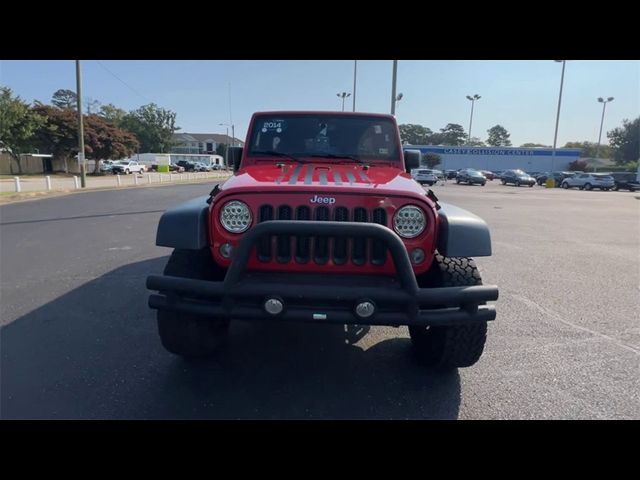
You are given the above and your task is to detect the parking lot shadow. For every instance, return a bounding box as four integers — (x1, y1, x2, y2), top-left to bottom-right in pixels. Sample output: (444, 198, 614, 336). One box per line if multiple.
(1, 257, 461, 420)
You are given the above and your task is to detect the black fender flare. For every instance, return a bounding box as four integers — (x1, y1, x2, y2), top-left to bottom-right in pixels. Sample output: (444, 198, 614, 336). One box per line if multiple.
(156, 196, 210, 250)
(437, 202, 492, 257)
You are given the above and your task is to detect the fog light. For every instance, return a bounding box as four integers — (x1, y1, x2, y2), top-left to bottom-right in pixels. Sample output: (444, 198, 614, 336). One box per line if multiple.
(355, 300, 375, 319)
(220, 243, 233, 258)
(264, 297, 284, 316)
(410, 248, 425, 264)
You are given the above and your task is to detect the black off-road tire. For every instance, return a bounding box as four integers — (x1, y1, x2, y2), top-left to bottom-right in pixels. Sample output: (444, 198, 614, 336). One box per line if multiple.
(410, 255, 488, 370)
(157, 248, 229, 358)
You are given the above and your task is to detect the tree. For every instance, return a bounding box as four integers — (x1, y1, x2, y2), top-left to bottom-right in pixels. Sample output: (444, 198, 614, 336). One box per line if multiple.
(520, 142, 550, 148)
(563, 141, 612, 159)
(51, 89, 77, 109)
(0, 87, 45, 174)
(120, 103, 180, 153)
(422, 153, 441, 168)
(486, 125, 512, 146)
(85, 97, 101, 115)
(32, 104, 138, 173)
(98, 103, 127, 126)
(467, 137, 485, 146)
(568, 159, 589, 172)
(83, 114, 139, 173)
(398, 124, 432, 145)
(439, 124, 466, 146)
(607, 117, 639, 165)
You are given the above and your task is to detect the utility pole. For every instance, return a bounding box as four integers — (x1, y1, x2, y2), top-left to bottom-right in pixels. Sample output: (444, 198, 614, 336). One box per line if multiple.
(466, 94, 481, 144)
(76, 60, 86, 187)
(391, 60, 398, 115)
(550, 60, 566, 180)
(595, 97, 614, 160)
(352, 60, 357, 112)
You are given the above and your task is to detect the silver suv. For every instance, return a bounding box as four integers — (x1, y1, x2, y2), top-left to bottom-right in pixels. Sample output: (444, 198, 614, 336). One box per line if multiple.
(561, 173, 615, 191)
(411, 168, 437, 186)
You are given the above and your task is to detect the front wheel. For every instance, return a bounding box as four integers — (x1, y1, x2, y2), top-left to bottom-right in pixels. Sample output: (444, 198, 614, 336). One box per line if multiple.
(157, 249, 230, 358)
(529, 183, 534, 188)
(562, 182, 569, 189)
(124, 169, 130, 174)
(515, 180, 520, 187)
(456, 178, 460, 184)
(501, 179, 506, 185)
(584, 183, 593, 190)
(410, 255, 488, 370)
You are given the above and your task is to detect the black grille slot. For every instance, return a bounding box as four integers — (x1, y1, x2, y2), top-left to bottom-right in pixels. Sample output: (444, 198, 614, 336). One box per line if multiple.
(371, 208, 387, 265)
(352, 207, 368, 265)
(314, 206, 330, 264)
(276, 205, 292, 262)
(332, 207, 349, 265)
(257, 205, 273, 261)
(295, 206, 311, 263)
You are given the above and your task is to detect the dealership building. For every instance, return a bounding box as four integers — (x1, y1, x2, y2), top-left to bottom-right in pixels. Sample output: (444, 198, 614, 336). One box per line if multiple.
(405, 145, 582, 172)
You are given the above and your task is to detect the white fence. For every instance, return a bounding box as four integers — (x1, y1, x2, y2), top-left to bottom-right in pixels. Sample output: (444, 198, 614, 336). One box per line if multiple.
(1, 171, 231, 194)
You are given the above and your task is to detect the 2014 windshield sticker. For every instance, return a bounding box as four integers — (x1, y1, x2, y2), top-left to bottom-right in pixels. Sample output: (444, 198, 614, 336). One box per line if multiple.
(261, 120, 287, 133)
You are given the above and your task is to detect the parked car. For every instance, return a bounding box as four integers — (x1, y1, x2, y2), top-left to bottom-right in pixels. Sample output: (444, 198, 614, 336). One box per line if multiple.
(146, 110, 498, 369)
(536, 171, 576, 187)
(411, 168, 437, 186)
(99, 160, 114, 173)
(609, 172, 640, 191)
(456, 168, 486, 186)
(111, 160, 146, 174)
(480, 170, 495, 180)
(175, 160, 197, 172)
(444, 169, 458, 179)
(561, 173, 615, 190)
(431, 169, 445, 180)
(194, 162, 212, 172)
(501, 169, 535, 187)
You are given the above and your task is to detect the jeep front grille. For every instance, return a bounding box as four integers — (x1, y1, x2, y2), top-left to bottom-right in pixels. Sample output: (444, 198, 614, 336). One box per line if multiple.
(257, 204, 388, 267)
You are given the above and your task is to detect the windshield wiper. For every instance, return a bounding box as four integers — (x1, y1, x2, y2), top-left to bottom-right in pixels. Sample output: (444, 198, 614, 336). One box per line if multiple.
(309, 153, 367, 165)
(252, 150, 305, 164)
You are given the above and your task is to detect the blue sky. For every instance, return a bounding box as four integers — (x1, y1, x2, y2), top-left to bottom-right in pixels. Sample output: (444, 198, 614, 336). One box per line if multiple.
(1, 60, 638, 147)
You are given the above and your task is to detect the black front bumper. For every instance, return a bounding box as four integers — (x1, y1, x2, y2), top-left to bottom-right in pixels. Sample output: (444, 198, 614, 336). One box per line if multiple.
(147, 221, 498, 327)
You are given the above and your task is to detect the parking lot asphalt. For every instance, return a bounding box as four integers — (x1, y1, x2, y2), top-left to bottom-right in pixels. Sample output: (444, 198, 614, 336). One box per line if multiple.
(1, 180, 638, 419)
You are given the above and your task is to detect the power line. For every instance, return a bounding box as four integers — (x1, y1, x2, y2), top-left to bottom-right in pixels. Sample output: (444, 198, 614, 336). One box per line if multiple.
(95, 60, 152, 104)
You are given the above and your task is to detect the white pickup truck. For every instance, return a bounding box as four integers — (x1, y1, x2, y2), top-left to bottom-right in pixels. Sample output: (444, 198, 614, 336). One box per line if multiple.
(111, 160, 146, 175)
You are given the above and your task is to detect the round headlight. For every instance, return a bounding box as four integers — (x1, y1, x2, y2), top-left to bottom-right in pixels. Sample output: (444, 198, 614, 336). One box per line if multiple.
(220, 200, 252, 233)
(393, 205, 426, 238)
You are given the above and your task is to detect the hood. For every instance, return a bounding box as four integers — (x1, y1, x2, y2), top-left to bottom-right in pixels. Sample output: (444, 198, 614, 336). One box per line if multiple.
(218, 162, 428, 199)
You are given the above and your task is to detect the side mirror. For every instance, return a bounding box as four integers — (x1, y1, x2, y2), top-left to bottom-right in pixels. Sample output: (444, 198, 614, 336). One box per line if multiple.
(228, 147, 243, 172)
(403, 149, 421, 173)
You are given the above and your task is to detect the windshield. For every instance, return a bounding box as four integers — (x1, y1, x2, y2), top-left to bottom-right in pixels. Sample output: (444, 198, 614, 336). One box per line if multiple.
(248, 114, 401, 163)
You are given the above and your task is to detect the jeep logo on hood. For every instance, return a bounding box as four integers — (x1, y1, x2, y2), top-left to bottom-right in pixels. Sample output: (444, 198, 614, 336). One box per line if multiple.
(310, 195, 336, 204)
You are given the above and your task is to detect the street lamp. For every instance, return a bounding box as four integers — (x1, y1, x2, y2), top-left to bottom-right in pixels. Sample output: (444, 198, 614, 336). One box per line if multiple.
(395, 93, 404, 113)
(465, 94, 481, 144)
(549, 60, 567, 184)
(596, 97, 614, 161)
(219, 122, 235, 170)
(336, 92, 351, 112)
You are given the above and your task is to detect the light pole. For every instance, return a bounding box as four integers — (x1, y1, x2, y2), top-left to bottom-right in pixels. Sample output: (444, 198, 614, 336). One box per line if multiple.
(219, 123, 234, 169)
(352, 60, 357, 112)
(549, 60, 566, 183)
(390, 60, 398, 115)
(466, 94, 481, 144)
(395, 93, 404, 113)
(595, 97, 614, 162)
(75, 60, 86, 188)
(219, 122, 235, 146)
(336, 92, 351, 112)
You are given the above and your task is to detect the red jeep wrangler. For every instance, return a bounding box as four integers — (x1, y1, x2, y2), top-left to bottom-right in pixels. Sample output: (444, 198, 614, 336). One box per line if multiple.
(147, 111, 498, 369)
